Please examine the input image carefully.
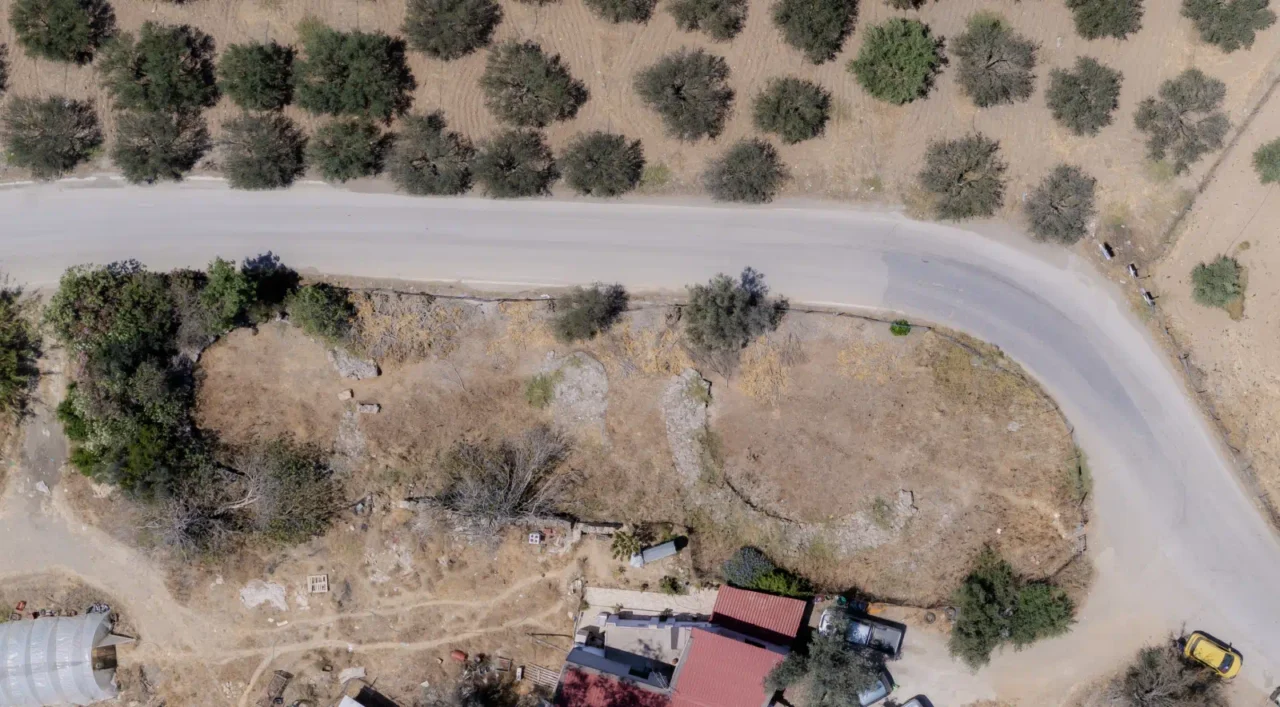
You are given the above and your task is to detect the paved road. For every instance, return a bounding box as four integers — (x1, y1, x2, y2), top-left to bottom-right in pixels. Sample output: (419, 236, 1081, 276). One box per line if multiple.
(3, 181, 1279, 700)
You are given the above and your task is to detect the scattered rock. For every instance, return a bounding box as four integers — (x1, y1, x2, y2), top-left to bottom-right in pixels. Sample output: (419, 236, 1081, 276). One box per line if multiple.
(661, 369, 710, 486)
(239, 580, 288, 611)
(338, 389, 354, 401)
(35, 481, 49, 494)
(329, 348, 380, 380)
(543, 352, 608, 436)
(338, 667, 366, 684)
(357, 403, 381, 414)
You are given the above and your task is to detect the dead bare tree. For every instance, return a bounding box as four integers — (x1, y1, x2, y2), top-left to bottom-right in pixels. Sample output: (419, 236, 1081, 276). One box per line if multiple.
(230, 441, 339, 545)
(420, 426, 572, 541)
(140, 471, 242, 558)
(1109, 641, 1226, 707)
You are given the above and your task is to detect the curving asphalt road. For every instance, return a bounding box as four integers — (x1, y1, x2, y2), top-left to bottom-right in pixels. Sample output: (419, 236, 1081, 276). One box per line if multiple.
(3, 180, 1279, 699)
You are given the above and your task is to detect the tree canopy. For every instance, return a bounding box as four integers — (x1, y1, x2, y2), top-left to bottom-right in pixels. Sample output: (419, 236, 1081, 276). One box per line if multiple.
(1065, 0, 1144, 40)
(111, 110, 210, 184)
(1182, 0, 1276, 52)
(918, 133, 1007, 220)
(307, 118, 386, 183)
(1, 96, 102, 180)
(9, 0, 115, 64)
(684, 267, 787, 354)
(668, 0, 747, 40)
(752, 77, 830, 143)
(1024, 164, 1097, 245)
(634, 49, 734, 140)
(703, 138, 788, 203)
(402, 0, 502, 60)
(1046, 57, 1122, 136)
(293, 24, 415, 121)
(1252, 136, 1280, 183)
(771, 0, 858, 64)
(848, 18, 944, 105)
(584, 0, 658, 23)
(560, 131, 645, 197)
(219, 113, 307, 190)
(218, 41, 294, 111)
(385, 112, 476, 196)
(765, 618, 884, 707)
(953, 13, 1037, 108)
(480, 41, 588, 127)
(552, 284, 629, 342)
(1191, 255, 1243, 309)
(474, 129, 560, 198)
(98, 22, 218, 113)
(1134, 68, 1229, 173)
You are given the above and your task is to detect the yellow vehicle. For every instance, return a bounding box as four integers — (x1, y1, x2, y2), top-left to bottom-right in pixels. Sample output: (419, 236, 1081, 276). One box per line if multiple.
(1183, 631, 1243, 679)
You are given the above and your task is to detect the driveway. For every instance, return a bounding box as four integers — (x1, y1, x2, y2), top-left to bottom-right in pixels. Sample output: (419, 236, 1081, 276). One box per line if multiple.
(2, 180, 1279, 701)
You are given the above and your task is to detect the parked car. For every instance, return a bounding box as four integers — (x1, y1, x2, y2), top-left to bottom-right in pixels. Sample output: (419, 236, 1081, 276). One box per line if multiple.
(818, 608, 905, 658)
(1182, 631, 1242, 679)
(856, 670, 894, 707)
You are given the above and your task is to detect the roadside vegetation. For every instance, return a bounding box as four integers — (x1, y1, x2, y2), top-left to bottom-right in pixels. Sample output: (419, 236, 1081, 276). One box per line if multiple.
(219, 113, 307, 190)
(386, 112, 476, 196)
(703, 139, 788, 203)
(684, 268, 787, 362)
(473, 129, 560, 197)
(552, 284, 629, 342)
(560, 132, 645, 197)
(111, 111, 210, 184)
(0, 278, 38, 420)
(918, 133, 1007, 220)
(0, 96, 102, 180)
(1025, 165, 1097, 245)
(766, 615, 884, 705)
(1109, 640, 1227, 707)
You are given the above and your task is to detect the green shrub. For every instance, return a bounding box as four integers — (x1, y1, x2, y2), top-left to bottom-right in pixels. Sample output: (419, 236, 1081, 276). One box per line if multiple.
(200, 258, 256, 332)
(46, 261, 176, 358)
(293, 24, 415, 121)
(480, 41, 587, 127)
(849, 18, 943, 105)
(1025, 164, 1097, 245)
(1191, 255, 1243, 309)
(703, 138, 788, 203)
(886, 0, 923, 7)
(668, 0, 747, 40)
(659, 576, 685, 595)
(722, 546, 776, 586)
(98, 22, 218, 113)
(111, 110, 210, 184)
(1253, 137, 1280, 183)
(1134, 68, 1229, 174)
(560, 132, 645, 197)
(889, 319, 910, 335)
(1, 96, 102, 180)
(525, 371, 562, 408)
(553, 283, 628, 341)
(752, 77, 830, 143)
(1182, 0, 1276, 52)
(953, 13, 1037, 108)
(402, 0, 502, 60)
(949, 547, 1074, 667)
(771, 0, 857, 64)
(9, 0, 115, 64)
(307, 118, 386, 183)
(0, 44, 8, 95)
(635, 49, 734, 141)
(220, 113, 307, 190)
(0, 282, 37, 417)
(685, 268, 787, 353)
(611, 531, 642, 560)
(918, 133, 1007, 220)
(1046, 57, 1122, 137)
(385, 112, 476, 196)
(286, 283, 353, 343)
(1065, 0, 1144, 40)
(218, 41, 294, 111)
(584, 0, 657, 22)
(766, 621, 884, 703)
(474, 129, 559, 198)
(750, 569, 811, 597)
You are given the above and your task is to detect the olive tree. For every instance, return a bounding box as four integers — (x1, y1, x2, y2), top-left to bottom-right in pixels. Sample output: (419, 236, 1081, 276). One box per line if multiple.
(1046, 57, 1122, 136)
(634, 49, 734, 140)
(293, 24, 415, 121)
(953, 13, 1037, 108)
(307, 118, 385, 183)
(886, 0, 923, 7)
(752, 77, 830, 144)
(111, 110, 210, 184)
(1182, 0, 1276, 52)
(98, 22, 218, 113)
(1191, 256, 1243, 309)
(848, 18, 944, 105)
(0, 45, 8, 95)
(918, 133, 1007, 220)
(685, 268, 786, 360)
(1065, 0, 1144, 40)
(668, 0, 747, 40)
(584, 0, 657, 23)
(480, 41, 588, 127)
(218, 41, 294, 111)
(402, 0, 502, 60)
(1134, 68, 1229, 173)
(766, 620, 884, 707)
(1252, 137, 1280, 183)
(474, 129, 559, 198)
(9, 0, 115, 64)
(219, 113, 307, 190)
(771, 0, 857, 64)
(385, 112, 476, 196)
(553, 284, 628, 342)
(560, 131, 645, 197)
(1024, 165, 1097, 244)
(703, 139, 788, 203)
(1, 96, 102, 180)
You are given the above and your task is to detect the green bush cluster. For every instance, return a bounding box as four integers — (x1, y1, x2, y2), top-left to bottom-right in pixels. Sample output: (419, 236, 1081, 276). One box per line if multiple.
(848, 18, 943, 105)
(1191, 255, 1243, 309)
(307, 118, 386, 183)
(1253, 137, 1280, 183)
(402, 0, 502, 60)
(0, 282, 38, 417)
(1065, 0, 1144, 40)
(293, 23, 415, 121)
(553, 284, 629, 342)
(953, 13, 1037, 108)
(1024, 164, 1097, 245)
(285, 283, 355, 344)
(1182, 0, 1276, 53)
(474, 129, 560, 198)
(685, 268, 787, 354)
(668, 0, 748, 40)
(111, 110, 210, 184)
(948, 547, 1075, 667)
(766, 618, 884, 706)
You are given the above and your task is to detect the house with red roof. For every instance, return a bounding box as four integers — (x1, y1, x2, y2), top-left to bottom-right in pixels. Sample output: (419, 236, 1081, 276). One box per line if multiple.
(555, 587, 807, 707)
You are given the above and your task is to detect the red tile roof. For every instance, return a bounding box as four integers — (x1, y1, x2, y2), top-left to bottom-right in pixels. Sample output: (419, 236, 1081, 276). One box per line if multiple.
(671, 629, 785, 707)
(710, 587, 806, 645)
(558, 668, 671, 707)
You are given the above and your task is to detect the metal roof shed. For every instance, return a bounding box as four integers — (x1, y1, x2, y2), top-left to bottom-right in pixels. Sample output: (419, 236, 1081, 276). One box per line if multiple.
(0, 612, 123, 706)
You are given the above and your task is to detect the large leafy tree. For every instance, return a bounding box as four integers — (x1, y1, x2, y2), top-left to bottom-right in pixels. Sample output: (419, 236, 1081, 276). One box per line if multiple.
(219, 113, 307, 190)
(560, 131, 645, 197)
(1182, 0, 1276, 52)
(474, 129, 559, 198)
(584, 0, 658, 23)
(771, 0, 857, 64)
(480, 41, 588, 127)
(684, 268, 786, 354)
(293, 24, 416, 121)
(848, 18, 944, 105)
(111, 110, 210, 184)
(668, 0, 747, 40)
(402, 0, 502, 60)
(1045, 57, 1122, 136)
(9, 0, 115, 64)
(953, 13, 1037, 108)
(634, 49, 734, 141)
(1134, 68, 1229, 173)
(306, 118, 386, 183)
(1, 96, 102, 180)
(98, 22, 218, 113)
(765, 616, 885, 707)
(385, 112, 476, 196)
(918, 133, 1007, 220)
(1065, 0, 1144, 40)
(752, 77, 830, 144)
(1024, 165, 1097, 245)
(218, 41, 294, 111)
(703, 139, 788, 203)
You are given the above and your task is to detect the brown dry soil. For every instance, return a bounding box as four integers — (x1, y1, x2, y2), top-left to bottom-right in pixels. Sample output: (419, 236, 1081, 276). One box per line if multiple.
(3, 0, 1280, 259)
